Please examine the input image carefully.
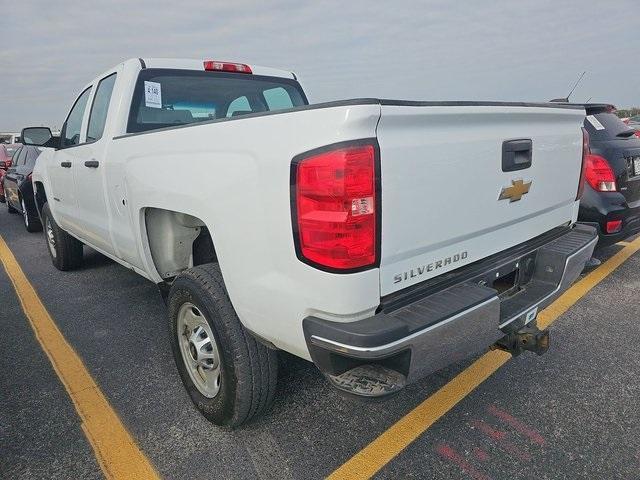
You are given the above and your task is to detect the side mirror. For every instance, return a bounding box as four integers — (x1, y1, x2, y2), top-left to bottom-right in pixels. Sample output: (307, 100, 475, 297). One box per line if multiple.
(21, 127, 55, 147)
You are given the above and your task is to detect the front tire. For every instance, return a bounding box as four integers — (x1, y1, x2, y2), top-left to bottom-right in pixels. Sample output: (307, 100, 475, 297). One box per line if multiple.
(168, 263, 278, 428)
(41, 202, 83, 270)
(22, 196, 42, 233)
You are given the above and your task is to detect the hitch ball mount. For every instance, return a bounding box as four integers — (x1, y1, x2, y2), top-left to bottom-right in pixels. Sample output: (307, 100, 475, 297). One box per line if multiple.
(493, 325, 550, 356)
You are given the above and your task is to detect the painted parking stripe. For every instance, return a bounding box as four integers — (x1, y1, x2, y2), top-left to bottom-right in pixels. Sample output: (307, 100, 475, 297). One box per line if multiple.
(0, 235, 159, 480)
(328, 237, 640, 480)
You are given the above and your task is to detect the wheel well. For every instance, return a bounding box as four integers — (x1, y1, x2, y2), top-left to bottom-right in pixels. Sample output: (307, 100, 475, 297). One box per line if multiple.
(144, 208, 217, 279)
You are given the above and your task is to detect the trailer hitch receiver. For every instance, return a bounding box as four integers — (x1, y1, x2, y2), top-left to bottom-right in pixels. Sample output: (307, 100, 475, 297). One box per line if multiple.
(493, 325, 549, 356)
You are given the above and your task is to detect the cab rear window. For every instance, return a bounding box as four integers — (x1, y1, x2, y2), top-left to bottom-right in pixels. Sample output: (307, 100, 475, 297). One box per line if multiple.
(127, 68, 307, 133)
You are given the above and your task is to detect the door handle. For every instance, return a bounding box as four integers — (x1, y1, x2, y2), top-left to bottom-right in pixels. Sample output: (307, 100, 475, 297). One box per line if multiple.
(502, 139, 532, 172)
(60, 161, 72, 168)
(84, 160, 99, 168)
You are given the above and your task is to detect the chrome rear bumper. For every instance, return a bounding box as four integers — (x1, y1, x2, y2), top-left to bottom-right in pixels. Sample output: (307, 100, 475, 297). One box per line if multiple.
(303, 224, 598, 395)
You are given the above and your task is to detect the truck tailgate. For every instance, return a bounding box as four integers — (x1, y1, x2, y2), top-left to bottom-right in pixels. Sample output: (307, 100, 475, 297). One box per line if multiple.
(377, 103, 586, 295)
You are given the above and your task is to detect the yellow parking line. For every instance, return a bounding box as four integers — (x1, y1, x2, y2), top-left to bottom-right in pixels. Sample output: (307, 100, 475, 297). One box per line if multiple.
(329, 237, 640, 480)
(0, 235, 160, 480)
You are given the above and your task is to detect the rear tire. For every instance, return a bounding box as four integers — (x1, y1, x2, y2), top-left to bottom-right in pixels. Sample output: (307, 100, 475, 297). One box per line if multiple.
(22, 196, 42, 233)
(0, 194, 5, 203)
(168, 263, 278, 428)
(41, 202, 83, 270)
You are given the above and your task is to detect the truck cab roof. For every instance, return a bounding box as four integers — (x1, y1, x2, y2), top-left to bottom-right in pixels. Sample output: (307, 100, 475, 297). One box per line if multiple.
(136, 58, 296, 80)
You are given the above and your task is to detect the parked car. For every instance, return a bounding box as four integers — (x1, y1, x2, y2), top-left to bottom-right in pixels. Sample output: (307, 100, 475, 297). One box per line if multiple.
(23, 58, 596, 427)
(0, 143, 20, 202)
(3, 145, 43, 232)
(626, 115, 640, 138)
(577, 104, 640, 246)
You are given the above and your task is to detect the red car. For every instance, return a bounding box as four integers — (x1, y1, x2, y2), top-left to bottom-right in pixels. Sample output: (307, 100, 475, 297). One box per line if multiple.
(0, 144, 20, 203)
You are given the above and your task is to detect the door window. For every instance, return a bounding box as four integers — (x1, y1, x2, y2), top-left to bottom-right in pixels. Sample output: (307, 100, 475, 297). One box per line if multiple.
(87, 73, 117, 142)
(62, 87, 92, 148)
(14, 147, 27, 166)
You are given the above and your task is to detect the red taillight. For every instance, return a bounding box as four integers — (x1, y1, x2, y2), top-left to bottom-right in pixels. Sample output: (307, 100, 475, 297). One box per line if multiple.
(606, 220, 623, 234)
(576, 127, 589, 200)
(585, 153, 617, 192)
(635, 131, 640, 138)
(292, 142, 378, 271)
(203, 60, 252, 74)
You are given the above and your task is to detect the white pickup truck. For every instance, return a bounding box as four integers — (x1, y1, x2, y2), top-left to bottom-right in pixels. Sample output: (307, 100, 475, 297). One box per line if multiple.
(23, 58, 597, 427)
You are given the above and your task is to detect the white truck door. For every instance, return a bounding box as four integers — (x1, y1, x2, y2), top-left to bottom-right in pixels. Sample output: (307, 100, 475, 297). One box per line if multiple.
(71, 72, 118, 255)
(49, 86, 93, 232)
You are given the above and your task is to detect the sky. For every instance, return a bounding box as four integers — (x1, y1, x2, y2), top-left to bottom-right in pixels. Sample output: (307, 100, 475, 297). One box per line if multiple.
(1, 0, 638, 131)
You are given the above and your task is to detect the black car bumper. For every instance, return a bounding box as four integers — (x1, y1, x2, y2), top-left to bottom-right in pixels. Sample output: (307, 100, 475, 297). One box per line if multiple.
(578, 184, 640, 247)
(303, 224, 597, 397)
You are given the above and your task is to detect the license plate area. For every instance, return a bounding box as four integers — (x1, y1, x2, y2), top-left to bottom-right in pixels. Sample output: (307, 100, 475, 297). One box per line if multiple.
(469, 251, 538, 300)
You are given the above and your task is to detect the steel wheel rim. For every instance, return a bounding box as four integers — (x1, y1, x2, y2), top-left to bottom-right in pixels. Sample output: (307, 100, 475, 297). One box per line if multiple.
(177, 302, 221, 398)
(21, 198, 29, 227)
(45, 217, 56, 258)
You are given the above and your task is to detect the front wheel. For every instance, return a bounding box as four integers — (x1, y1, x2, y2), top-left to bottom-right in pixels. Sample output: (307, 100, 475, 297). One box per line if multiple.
(168, 263, 278, 428)
(22, 197, 42, 233)
(41, 202, 83, 270)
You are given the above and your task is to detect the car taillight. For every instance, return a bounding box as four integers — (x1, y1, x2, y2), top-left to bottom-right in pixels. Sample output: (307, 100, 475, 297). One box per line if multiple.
(292, 141, 379, 271)
(585, 153, 617, 192)
(576, 127, 589, 200)
(203, 60, 252, 74)
(606, 220, 622, 234)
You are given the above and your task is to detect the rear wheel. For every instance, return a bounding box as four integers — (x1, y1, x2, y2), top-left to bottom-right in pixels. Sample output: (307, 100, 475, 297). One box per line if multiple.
(41, 202, 83, 270)
(0, 194, 5, 203)
(21, 196, 42, 233)
(168, 263, 278, 428)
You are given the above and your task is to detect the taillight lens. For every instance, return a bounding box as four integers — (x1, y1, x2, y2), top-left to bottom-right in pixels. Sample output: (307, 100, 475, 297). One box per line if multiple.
(585, 154, 617, 192)
(576, 127, 589, 200)
(606, 220, 623, 234)
(292, 142, 378, 271)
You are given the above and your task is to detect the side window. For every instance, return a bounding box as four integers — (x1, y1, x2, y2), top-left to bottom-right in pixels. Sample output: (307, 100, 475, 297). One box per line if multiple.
(263, 87, 294, 110)
(226, 96, 252, 117)
(26, 148, 40, 168)
(15, 148, 27, 166)
(62, 87, 92, 148)
(87, 73, 117, 142)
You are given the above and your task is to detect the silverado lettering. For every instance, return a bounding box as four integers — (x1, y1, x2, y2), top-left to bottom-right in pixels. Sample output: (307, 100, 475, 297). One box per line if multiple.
(393, 251, 469, 284)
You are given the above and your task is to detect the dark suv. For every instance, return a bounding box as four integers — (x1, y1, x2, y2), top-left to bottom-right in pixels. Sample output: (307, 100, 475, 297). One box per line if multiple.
(578, 104, 640, 246)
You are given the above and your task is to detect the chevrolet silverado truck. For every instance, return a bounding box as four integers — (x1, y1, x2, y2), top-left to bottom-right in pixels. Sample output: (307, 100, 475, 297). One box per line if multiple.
(23, 58, 597, 427)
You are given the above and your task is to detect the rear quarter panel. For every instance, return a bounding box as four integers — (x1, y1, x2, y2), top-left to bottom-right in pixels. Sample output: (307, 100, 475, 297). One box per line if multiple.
(108, 104, 382, 358)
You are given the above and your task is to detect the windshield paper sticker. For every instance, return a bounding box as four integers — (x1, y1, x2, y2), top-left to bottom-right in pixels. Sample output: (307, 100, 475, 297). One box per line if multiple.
(144, 81, 162, 108)
(586, 115, 605, 130)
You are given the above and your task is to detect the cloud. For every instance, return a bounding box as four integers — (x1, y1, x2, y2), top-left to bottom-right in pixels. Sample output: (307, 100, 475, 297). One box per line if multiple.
(1, 0, 637, 130)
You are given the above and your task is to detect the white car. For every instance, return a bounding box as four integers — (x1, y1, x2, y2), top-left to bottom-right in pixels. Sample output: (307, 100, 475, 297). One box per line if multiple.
(23, 58, 597, 427)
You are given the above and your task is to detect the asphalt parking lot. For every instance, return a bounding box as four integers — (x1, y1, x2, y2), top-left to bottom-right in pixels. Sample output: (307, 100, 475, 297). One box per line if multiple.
(1, 204, 639, 480)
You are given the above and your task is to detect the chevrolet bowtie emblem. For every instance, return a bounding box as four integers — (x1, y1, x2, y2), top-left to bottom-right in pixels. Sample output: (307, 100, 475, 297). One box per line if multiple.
(498, 179, 531, 202)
